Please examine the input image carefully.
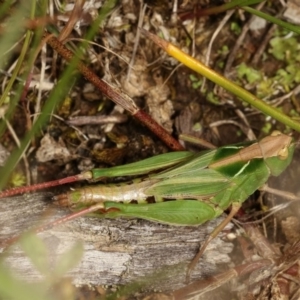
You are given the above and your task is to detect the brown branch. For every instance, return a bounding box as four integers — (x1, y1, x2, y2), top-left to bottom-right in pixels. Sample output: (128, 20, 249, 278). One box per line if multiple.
(43, 31, 184, 151)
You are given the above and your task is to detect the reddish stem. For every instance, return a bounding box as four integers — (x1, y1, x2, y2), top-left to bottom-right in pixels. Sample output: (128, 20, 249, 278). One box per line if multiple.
(43, 32, 183, 151)
(134, 110, 184, 151)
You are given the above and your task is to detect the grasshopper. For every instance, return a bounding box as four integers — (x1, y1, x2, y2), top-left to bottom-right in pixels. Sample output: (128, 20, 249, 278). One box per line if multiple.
(0, 131, 294, 279)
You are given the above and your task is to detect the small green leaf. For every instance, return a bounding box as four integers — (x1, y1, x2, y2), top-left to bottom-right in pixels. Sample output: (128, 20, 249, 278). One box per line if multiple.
(218, 45, 229, 56)
(261, 122, 272, 135)
(19, 233, 50, 276)
(236, 63, 262, 84)
(287, 65, 300, 83)
(269, 36, 298, 61)
(189, 74, 202, 89)
(0, 265, 50, 300)
(230, 22, 241, 35)
(206, 91, 221, 105)
(10, 172, 26, 188)
(257, 78, 274, 98)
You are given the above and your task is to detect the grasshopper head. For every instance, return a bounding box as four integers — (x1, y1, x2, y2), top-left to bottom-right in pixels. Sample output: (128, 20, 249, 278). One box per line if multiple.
(264, 132, 294, 176)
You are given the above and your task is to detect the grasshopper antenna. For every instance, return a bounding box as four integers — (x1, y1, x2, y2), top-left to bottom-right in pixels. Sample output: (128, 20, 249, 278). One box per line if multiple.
(0, 172, 93, 199)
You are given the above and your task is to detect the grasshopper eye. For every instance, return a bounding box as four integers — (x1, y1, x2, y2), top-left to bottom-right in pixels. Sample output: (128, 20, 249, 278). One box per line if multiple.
(270, 130, 281, 137)
(271, 130, 283, 136)
(278, 146, 289, 160)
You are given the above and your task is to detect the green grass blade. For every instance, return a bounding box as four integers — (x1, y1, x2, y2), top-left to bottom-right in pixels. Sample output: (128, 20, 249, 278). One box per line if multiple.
(242, 6, 300, 35)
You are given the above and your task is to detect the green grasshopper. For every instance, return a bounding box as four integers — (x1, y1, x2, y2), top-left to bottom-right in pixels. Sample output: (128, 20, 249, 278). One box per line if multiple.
(0, 131, 294, 278)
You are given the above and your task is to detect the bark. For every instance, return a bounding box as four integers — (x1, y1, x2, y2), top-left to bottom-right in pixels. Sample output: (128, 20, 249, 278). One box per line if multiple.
(0, 193, 233, 292)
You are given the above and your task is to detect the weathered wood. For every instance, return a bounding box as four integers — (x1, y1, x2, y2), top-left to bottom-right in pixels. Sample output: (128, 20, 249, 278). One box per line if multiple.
(0, 193, 233, 292)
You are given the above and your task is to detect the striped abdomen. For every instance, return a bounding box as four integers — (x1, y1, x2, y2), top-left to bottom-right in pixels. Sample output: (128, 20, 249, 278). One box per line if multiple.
(54, 178, 160, 207)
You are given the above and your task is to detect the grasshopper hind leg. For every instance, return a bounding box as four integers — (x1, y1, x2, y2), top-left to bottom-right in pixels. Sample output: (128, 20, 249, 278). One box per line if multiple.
(186, 203, 241, 282)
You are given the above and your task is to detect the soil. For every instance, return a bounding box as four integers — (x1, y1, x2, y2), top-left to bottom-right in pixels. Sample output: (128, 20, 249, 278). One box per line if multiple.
(1, 1, 300, 299)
